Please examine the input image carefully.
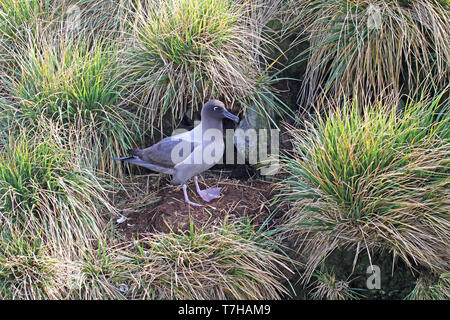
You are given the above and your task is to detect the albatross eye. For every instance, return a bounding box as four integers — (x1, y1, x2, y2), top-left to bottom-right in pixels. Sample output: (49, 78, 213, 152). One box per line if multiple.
(213, 107, 219, 111)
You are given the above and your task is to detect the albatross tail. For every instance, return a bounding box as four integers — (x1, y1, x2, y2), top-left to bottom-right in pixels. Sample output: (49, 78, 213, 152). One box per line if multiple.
(113, 156, 175, 175)
(113, 156, 134, 161)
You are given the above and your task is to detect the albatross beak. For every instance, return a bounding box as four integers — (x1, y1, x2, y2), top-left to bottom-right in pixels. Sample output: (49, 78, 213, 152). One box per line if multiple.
(222, 109, 239, 123)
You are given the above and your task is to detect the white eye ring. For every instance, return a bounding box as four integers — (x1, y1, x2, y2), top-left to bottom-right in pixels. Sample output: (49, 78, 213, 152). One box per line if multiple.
(214, 107, 219, 111)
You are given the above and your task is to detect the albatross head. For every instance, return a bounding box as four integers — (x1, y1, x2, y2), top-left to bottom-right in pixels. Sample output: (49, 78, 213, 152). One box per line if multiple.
(202, 99, 239, 123)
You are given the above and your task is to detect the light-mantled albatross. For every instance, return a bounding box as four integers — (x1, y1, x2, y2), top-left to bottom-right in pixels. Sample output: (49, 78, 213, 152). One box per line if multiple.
(114, 99, 239, 206)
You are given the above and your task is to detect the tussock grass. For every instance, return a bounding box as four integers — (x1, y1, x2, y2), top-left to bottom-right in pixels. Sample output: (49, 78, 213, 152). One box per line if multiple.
(277, 91, 450, 281)
(0, 124, 117, 257)
(0, 219, 293, 299)
(406, 272, 450, 300)
(125, 0, 286, 135)
(70, 0, 132, 38)
(115, 219, 293, 299)
(288, 0, 450, 106)
(0, 0, 54, 48)
(0, 0, 46, 85)
(308, 265, 363, 300)
(0, 235, 60, 299)
(1, 35, 140, 175)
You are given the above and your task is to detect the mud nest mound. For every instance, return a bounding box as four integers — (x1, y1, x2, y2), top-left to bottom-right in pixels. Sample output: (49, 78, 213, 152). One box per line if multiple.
(117, 177, 279, 237)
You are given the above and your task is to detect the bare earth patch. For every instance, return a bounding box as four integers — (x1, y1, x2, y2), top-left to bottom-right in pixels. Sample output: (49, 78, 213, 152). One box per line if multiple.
(117, 177, 277, 237)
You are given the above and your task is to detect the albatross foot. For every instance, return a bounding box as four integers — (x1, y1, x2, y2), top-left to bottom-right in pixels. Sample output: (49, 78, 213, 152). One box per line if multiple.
(197, 187, 222, 202)
(185, 199, 203, 207)
(182, 183, 203, 207)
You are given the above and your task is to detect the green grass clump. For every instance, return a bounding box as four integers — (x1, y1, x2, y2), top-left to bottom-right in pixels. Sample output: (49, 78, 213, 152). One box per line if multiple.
(406, 272, 450, 300)
(0, 219, 293, 299)
(1, 36, 140, 174)
(289, 0, 450, 106)
(126, 0, 285, 135)
(0, 235, 69, 299)
(308, 265, 363, 300)
(68, 0, 132, 39)
(115, 219, 293, 299)
(0, 126, 117, 256)
(0, 0, 54, 47)
(277, 92, 449, 281)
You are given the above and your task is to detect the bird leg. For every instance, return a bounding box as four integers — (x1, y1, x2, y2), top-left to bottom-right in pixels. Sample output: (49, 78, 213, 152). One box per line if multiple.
(182, 184, 202, 207)
(194, 176, 222, 202)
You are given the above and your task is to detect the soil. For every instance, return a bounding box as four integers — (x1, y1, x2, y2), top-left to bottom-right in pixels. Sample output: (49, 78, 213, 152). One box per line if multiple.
(116, 176, 279, 237)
